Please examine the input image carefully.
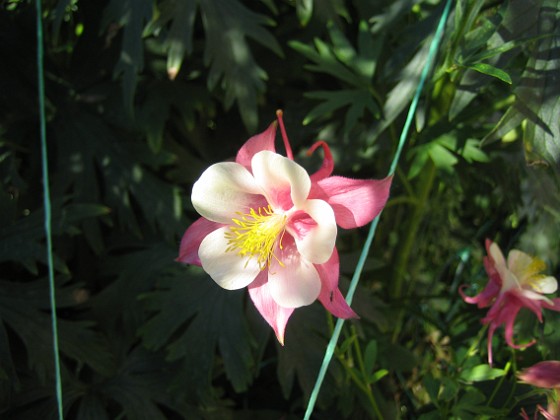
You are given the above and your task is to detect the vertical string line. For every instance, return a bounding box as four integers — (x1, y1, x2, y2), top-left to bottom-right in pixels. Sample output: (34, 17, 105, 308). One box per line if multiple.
(35, 0, 64, 418)
(303, 0, 454, 418)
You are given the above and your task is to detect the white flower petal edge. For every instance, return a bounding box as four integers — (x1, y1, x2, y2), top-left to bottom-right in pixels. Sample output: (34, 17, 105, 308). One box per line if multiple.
(192, 162, 262, 224)
(198, 227, 261, 290)
(251, 151, 311, 209)
(268, 248, 321, 308)
(521, 289, 554, 304)
(530, 276, 558, 294)
(292, 199, 337, 264)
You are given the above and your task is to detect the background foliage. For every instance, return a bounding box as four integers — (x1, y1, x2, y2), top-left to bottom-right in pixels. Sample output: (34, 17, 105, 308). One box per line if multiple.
(1, 0, 559, 418)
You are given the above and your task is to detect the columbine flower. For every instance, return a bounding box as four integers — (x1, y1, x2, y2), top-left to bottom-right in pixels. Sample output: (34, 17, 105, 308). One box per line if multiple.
(460, 239, 560, 365)
(177, 111, 392, 343)
(519, 361, 560, 389)
(519, 361, 560, 420)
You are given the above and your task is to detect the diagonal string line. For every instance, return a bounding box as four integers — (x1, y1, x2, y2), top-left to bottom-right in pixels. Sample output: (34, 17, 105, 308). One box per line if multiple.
(304, 0, 454, 418)
(35, 0, 64, 418)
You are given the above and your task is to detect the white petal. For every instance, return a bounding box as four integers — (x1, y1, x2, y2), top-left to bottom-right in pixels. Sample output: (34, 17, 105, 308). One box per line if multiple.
(268, 244, 321, 308)
(531, 276, 558, 294)
(198, 227, 261, 290)
(507, 249, 533, 276)
(288, 199, 337, 264)
(520, 289, 554, 305)
(489, 242, 507, 270)
(192, 162, 263, 224)
(489, 242, 515, 289)
(251, 151, 311, 209)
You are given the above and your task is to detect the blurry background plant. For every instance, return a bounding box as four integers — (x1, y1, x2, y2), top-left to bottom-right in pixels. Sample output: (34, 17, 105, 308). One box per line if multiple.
(1, 0, 559, 418)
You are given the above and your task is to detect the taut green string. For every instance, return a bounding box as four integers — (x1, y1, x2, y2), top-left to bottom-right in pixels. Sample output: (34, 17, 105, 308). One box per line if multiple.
(303, 0, 454, 418)
(36, 0, 64, 418)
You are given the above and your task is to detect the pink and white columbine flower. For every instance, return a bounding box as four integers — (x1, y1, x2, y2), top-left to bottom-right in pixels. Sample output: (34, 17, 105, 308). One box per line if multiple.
(460, 239, 560, 365)
(177, 111, 392, 344)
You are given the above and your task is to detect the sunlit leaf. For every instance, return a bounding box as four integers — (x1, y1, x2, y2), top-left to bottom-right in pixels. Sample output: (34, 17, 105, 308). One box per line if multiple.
(467, 63, 512, 84)
(459, 364, 505, 382)
(53, 110, 185, 241)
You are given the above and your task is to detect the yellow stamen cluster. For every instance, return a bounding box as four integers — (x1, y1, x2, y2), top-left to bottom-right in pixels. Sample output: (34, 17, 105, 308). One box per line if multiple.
(225, 205, 287, 270)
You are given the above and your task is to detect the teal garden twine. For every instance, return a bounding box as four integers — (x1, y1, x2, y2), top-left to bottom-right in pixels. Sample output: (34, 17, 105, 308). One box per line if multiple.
(36, 0, 64, 418)
(304, 0, 454, 418)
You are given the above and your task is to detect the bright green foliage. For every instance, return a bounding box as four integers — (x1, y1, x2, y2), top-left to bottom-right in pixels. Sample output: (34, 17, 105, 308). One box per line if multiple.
(1, 0, 559, 418)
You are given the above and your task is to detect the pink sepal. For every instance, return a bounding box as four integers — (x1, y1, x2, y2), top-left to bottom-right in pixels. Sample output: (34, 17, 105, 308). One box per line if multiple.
(248, 271, 294, 345)
(236, 121, 277, 169)
(315, 249, 358, 319)
(176, 217, 222, 266)
(310, 176, 392, 229)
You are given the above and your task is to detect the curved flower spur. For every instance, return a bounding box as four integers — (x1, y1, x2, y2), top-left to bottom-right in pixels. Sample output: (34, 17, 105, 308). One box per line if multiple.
(177, 111, 392, 344)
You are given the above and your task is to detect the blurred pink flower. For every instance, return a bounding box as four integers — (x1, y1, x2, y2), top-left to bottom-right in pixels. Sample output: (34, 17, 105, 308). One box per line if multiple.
(519, 361, 560, 420)
(519, 361, 560, 389)
(460, 239, 560, 365)
(520, 404, 558, 420)
(177, 111, 392, 344)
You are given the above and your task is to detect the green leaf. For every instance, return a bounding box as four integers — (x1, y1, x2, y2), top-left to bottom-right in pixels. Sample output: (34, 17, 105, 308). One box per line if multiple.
(147, 0, 198, 79)
(467, 63, 512, 84)
(290, 39, 360, 88)
(370, 369, 388, 383)
(199, 0, 282, 132)
(459, 364, 505, 382)
(102, 0, 153, 115)
(53, 110, 185, 240)
(139, 266, 255, 397)
(408, 133, 489, 179)
(423, 374, 440, 406)
(277, 305, 341, 404)
(0, 201, 109, 274)
(101, 346, 194, 419)
(378, 341, 417, 372)
(76, 394, 111, 420)
(0, 278, 114, 381)
(296, 0, 313, 26)
(481, 1, 560, 169)
(303, 89, 380, 133)
(371, 37, 431, 140)
(363, 339, 377, 377)
(439, 377, 459, 402)
(481, 105, 524, 145)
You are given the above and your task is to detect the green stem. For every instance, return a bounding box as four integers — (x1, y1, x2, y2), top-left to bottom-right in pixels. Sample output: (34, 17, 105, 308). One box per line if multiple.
(350, 326, 383, 419)
(390, 161, 436, 343)
(391, 159, 437, 300)
(487, 360, 511, 407)
(459, 324, 488, 368)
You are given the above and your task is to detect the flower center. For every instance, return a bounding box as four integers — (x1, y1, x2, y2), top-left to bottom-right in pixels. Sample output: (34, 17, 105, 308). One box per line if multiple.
(224, 205, 288, 270)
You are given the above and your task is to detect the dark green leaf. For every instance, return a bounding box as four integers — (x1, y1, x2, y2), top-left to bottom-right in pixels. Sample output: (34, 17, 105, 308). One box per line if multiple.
(0, 278, 114, 380)
(363, 339, 377, 376)
(103, 0, 153, 115)
(139, 266, 255, 397)
(277, 305, 341, 404)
